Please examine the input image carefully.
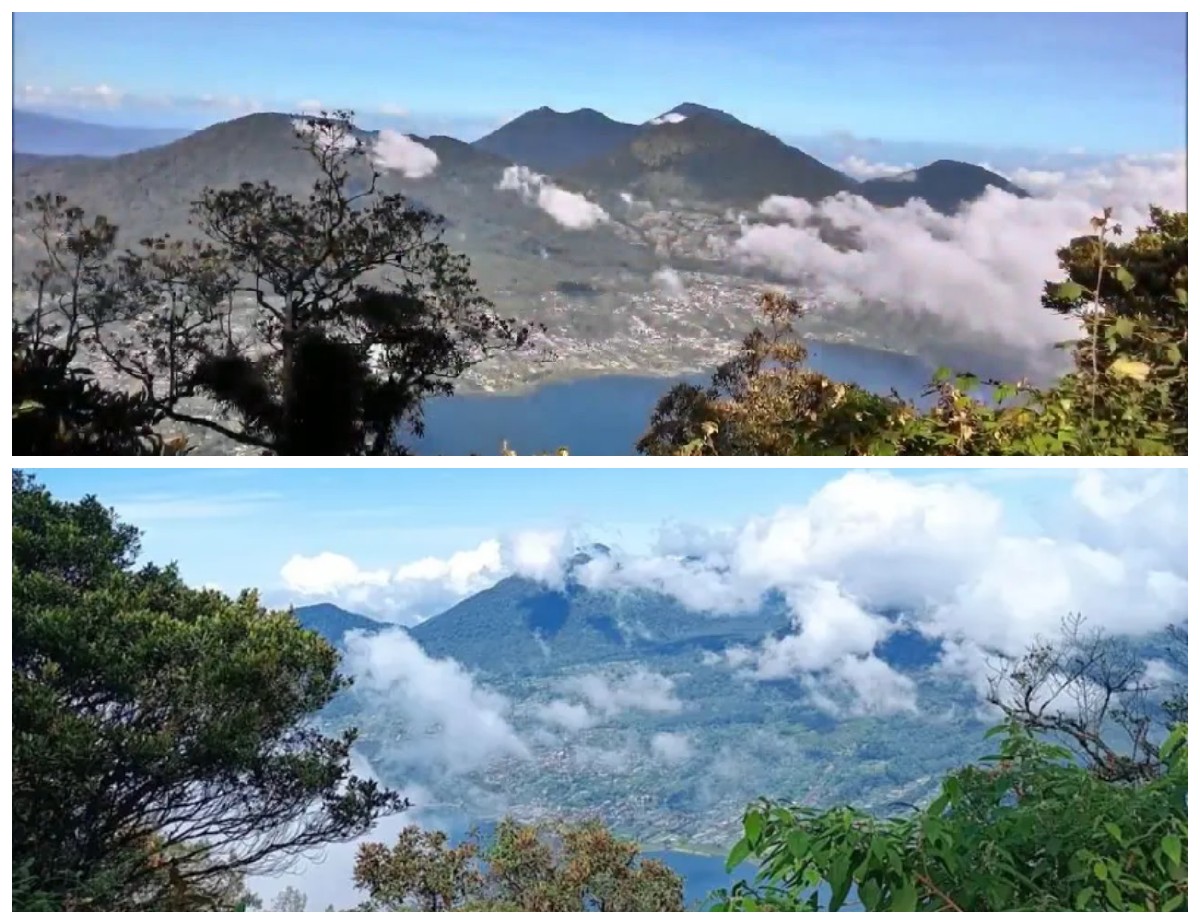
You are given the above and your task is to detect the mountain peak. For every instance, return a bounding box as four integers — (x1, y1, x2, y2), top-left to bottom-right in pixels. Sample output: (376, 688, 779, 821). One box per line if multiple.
(473, 107, 640, 174)
(659, 102, 742, 125)
(567, 542, 613, 570)
(292, 602, 389, 647)
(859, 158, 1028, 213)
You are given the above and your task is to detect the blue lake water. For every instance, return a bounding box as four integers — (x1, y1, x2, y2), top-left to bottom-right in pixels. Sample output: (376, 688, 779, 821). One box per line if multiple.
(413, 341, 941, 455)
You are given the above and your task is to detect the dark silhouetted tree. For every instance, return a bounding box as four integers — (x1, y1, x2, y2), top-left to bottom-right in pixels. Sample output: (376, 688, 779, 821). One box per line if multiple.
(15, 112, 539, 455)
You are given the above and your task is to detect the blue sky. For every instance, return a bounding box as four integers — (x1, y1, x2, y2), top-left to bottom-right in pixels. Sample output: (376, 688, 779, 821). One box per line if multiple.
(27, 466, 1091, 600)
(12, 12, 1186, 153)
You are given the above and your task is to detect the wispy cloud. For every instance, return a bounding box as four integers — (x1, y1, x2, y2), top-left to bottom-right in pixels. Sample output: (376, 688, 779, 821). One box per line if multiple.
(110, 491, 282, 522)
(14, 83, 263, 115)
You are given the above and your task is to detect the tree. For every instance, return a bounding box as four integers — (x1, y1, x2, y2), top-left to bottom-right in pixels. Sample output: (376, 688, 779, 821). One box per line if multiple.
(640, 210, 1187, 456)
(12, 327, 179, 455)
(15, 111, 539, 455)
(12, 473, 407, 910)
(987, 615, 1187, 783)
(353, 818, 685, 911)
(354, 827, 484, 912)
(711, 624, 1188, 911)
(271, 886, 309, 912)
(713, 723, 1186, 912)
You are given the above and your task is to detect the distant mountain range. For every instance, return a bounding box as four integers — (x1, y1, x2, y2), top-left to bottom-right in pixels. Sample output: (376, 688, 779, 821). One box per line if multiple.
(12, 110, 191, 157)
(13, 103, 1026, 218)
(283, 545, 1175, 853)
(284, 559, 984, 850)
(11, 102, 1032, 398)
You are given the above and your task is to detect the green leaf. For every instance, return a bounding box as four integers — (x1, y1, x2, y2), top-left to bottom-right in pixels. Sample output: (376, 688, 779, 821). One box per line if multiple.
(1161, 833, 1182, 866)
(725, 837, 751, 873)
(1075, 887, 1096, 910)
(1093, 860, 1108, 881)
(1113, 265, 1136, 292)
(1054, 280, 1086, 301)
(743, 811, 763, 845)
(891, 879, 918, 912)
(1109, 316, 1135, 339)
(1103, 822, 1122, 844)
(786, 830, 810, 862)
(858, 878, 881, 911)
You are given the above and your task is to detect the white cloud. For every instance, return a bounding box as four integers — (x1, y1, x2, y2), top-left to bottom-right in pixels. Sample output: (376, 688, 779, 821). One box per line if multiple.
(503, 529, 571, 589)
(838, 155, 916, 180)
(534, 699, 596, 732)
(280, 552, 390, 597)
(747, 582, 891, 677)
(111, 491, 280, 522)
(342, 629, 529, 776)
(372, 129, 439, 178)
(13, 84, 260, 117)
(557, 666, 683, 717)
(375, 103, 410, 117)
(566, 470, 1184, 712)
(279, 540, 505, 623)
(393, 540, 503, 596)
(652, 267, 686, 297)
(277, 530, 574, 623)
(808, 655, 920, 717)
(649, 112, 688, 125)
(734, 152, 1185, 350)
(276, 470, 1183, 720)
(16, 83, 125, 109)
(650, 731, 695, 764)
(497, 164, 608, 229)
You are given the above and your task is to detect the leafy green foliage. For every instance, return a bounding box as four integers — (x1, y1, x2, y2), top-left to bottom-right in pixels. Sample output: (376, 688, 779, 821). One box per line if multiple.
(641, 210, 1186, 456)
(711, 722, 1188, 912)
(353, 818, 684, 911)
(12, 472, 406, 910)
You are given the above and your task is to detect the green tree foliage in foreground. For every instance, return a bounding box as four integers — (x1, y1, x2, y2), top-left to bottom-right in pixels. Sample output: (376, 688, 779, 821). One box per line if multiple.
(711, 620, 1188, 912)
(641, 209, 1187, 456)
(354, 818, 685, 911)
(11, 473, 405, 910)
(711, 723, 1187, 912)
(13, 111, 536, 455)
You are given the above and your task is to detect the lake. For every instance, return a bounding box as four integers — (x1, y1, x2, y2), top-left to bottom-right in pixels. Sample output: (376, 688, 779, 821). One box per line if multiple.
(413, 340, 940, 455)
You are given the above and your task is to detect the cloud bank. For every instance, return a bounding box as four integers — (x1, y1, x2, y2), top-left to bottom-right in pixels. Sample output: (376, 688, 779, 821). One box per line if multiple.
(371, 129, 439, 178)
(736, 152, 1185, 350)
(342, 629, 529, 776)
(497, 164, 609, 229)
(280, 471, 1183, 723)
(280, 535, 558, 624)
